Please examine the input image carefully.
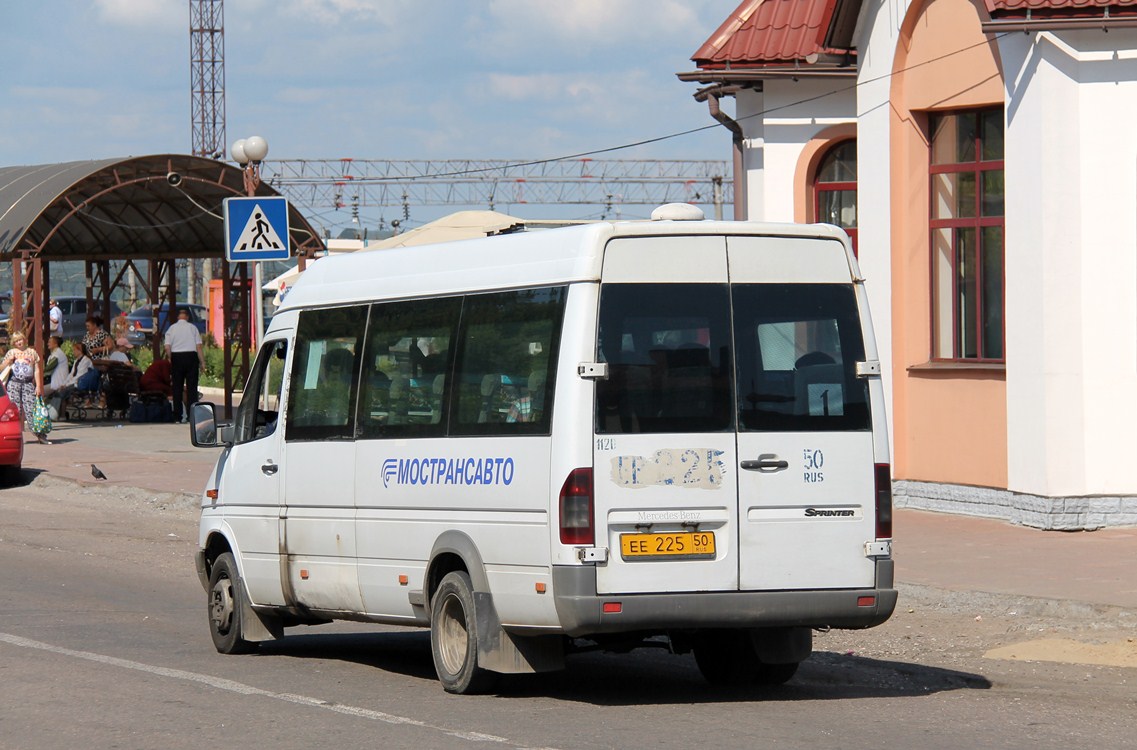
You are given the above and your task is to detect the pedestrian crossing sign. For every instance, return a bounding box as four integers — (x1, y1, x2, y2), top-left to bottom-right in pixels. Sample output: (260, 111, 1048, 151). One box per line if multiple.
(223, 196, 292, 261)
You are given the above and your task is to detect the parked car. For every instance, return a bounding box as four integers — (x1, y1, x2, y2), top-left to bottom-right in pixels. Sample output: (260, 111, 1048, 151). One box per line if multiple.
(0, 294, 9, 348)
(53, 296, 123, 339)
(124, 303, 208, 346)
(0, 379, 24, 483)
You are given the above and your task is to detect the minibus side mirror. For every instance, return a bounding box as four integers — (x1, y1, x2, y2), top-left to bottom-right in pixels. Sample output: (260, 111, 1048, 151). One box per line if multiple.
(190, 401, 233, 447)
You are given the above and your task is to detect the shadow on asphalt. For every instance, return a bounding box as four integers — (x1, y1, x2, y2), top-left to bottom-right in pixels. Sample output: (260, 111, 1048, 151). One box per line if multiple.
(254, 630, 991, 704)
(1, 467, 43, 488)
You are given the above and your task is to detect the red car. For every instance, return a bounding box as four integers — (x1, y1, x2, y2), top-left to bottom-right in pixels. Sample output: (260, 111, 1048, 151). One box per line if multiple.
(0, 379, 24, 482)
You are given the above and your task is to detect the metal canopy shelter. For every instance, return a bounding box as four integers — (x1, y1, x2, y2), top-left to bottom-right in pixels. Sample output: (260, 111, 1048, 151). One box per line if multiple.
(0, 154, 323, 413)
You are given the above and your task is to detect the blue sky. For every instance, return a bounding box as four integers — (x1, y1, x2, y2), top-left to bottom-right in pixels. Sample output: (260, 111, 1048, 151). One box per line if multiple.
(0, 1, 735, 230)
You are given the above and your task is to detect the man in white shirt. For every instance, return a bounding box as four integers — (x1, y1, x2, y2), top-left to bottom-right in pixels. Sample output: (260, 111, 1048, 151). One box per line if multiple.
(163, 307, 204, 423)
(48, 299, 63, 338)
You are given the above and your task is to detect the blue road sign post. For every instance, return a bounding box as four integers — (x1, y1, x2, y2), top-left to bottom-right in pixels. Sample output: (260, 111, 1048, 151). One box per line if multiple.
(224, 196, 292, 262)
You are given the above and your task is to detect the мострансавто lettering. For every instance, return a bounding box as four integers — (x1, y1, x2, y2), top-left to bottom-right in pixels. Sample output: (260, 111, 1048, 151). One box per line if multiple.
(383, 457, 515, 488)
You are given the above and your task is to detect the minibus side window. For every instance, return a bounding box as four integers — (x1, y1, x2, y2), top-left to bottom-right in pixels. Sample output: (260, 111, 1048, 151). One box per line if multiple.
(356, 296, 460, 439)
(451, 287, 566, 436)
(595, 283, 733, 434)
(285, 305, 367, 441)
(733, 283, 870, 432)
(234, 339, 287, 444)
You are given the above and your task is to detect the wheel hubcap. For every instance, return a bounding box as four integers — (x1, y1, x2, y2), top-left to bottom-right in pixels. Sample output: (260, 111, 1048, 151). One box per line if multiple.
(210, 576, 235, 634)
(437, 593, 469, 675)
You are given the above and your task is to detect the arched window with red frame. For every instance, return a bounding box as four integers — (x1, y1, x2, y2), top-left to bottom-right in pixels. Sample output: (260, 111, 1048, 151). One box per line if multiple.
(814, 140, 857, 255)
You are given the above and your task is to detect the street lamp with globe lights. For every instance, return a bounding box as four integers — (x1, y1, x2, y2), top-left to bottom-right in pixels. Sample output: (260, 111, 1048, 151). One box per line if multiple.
(231, 135, 268, 196)
(231, 135, 272, 344)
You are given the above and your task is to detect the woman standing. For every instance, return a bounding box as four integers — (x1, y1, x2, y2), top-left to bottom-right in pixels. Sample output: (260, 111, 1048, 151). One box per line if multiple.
(1, 331, 50, 444)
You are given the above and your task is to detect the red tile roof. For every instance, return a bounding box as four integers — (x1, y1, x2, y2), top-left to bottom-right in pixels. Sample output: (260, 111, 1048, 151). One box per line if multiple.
(692, 0, 848, 69)
(692, 0, 1137, 68)
(986, 0, 1137, 12)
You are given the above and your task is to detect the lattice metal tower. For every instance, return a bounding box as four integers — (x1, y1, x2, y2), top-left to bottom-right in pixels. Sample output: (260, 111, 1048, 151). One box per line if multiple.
(189, 0, 226, 159)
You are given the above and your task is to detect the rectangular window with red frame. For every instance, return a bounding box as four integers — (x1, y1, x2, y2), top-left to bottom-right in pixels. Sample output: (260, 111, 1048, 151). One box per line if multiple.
(930, 109, 1005, 361)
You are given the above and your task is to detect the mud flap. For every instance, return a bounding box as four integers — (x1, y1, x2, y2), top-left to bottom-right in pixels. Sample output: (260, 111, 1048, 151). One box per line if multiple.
(237, 574, 284, 642)
(473, 591, 564, 674)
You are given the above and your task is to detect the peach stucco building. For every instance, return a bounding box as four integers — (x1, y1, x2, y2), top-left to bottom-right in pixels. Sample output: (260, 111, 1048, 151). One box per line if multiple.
(681, 0, 1137, 528)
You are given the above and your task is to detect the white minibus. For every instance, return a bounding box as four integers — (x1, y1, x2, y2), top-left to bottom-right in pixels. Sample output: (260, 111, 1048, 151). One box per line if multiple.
(192, 204, 896, 693)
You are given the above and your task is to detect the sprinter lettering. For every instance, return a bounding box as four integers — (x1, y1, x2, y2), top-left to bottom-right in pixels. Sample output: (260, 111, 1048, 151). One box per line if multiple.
(382, 457, 515, 488)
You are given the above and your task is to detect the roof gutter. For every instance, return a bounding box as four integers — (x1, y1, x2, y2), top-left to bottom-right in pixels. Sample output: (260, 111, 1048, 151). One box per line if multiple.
(982, 16, 1137, 33)
(706, 90, 747, 222)
(677, 67, 856, 84)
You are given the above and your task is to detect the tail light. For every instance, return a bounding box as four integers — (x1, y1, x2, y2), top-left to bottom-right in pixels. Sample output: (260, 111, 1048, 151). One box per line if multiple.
(0, 403, 20, 422)
(875, 463, 892, 539)
(559, 468, 594, 545)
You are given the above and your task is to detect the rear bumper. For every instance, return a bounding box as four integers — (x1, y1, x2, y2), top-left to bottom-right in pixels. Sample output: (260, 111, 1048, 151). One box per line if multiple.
(0, 433, 24, 467)
(551, 559, 897, 637)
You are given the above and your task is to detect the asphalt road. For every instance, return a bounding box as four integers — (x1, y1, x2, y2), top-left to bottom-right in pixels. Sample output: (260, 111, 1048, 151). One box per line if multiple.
(1, 474, 1134, 750)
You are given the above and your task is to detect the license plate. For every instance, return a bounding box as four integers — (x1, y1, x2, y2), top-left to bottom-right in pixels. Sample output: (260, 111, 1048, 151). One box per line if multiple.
(620, 531, 716, 560)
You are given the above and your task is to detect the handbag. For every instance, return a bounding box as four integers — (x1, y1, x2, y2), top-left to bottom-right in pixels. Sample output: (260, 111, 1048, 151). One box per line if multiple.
(32, 396, 53, 435)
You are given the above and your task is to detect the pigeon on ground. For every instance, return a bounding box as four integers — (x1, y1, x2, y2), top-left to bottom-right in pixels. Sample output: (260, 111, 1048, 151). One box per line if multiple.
(91, 464, 108, 481)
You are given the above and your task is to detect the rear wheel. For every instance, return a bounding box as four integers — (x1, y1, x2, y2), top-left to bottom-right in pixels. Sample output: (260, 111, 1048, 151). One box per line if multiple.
(207, 552, 257, 655)
(694, 629, 800, 687)
(430, 571, 496, 694)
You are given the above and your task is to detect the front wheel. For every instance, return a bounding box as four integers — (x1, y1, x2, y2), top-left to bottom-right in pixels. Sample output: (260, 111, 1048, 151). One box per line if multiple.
(430, 571, 496, 694)
(207, 552, 257, 655)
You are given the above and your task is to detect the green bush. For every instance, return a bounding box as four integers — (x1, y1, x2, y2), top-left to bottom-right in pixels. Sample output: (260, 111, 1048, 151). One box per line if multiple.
(201, 344, 227, 388)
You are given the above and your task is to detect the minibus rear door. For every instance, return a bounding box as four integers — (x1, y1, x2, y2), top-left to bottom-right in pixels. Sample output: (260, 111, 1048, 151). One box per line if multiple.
(728, 236, 878, 591)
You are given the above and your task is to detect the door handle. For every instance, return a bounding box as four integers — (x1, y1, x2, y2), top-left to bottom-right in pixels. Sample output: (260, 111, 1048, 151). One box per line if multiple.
(741, 454, 788, 472)
(261, 460, 279, 476)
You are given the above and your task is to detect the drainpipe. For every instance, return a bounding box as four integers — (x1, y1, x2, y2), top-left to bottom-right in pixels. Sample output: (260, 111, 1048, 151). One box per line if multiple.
(707, 92, 746, 221)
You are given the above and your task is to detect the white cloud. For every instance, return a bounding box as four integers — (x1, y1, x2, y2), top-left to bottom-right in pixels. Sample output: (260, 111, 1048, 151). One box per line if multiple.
(270, 0, 418, 26)
(94, 0, 182, 28)
(484, 0, 704, 47)
(485, 69, 651, 114)
(487, 73, 585, 102)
